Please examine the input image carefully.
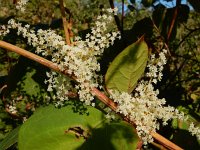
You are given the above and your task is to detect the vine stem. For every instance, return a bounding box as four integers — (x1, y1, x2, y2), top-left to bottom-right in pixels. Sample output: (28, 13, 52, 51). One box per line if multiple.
(167, 0, 181, 42)
(0, 40, 183, 150)
(59, 0, 71, 45)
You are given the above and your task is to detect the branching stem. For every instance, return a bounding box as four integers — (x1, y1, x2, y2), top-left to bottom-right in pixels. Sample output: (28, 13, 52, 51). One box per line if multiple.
(59, 0, 71, 45)
(0, 40, 183, 150)
(167, 0, 181, 42)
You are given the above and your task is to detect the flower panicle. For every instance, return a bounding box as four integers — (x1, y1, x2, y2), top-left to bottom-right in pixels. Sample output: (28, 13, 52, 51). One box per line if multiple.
(109, 49, 188, 144)
(16, 0, 29, 12)
(0, 9, 120, 106)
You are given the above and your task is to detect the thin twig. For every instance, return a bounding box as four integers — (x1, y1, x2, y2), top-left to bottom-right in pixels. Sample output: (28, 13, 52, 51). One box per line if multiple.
(175, 27, 200, 50)
(151, 132, 182, 150)
(121, 0, 124, 35)
(167, 0, 181, 42)
(152, 19, 171, 56)
(0, 41, 75, 80)
(91, 87, 117, 111)
(0, 40, 183, 150)
(59, 0, 71, 45)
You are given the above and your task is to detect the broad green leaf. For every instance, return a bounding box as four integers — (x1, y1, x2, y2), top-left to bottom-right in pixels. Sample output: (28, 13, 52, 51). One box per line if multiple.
(0, 126, 20, 150)
(18, 105, 139, 150)
(77, 121, 140, 150)
(105, 37, 148, 93)
(18, 105, 104, 150)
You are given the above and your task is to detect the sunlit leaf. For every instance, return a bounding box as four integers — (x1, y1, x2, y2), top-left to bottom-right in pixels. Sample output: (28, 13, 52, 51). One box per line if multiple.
(105, 37, 148, 93)
(77, 121, 140, 150)
(18, 105, 139, 150)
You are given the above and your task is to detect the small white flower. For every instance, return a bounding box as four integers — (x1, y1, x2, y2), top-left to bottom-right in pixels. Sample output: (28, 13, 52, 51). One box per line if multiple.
(8, 105, 17, 114)
(16, 0, 29, 12)
(188, 123, 200, 140)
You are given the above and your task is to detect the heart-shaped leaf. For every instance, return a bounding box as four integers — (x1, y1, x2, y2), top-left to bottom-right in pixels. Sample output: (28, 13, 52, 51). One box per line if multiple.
(18, 105, 105, 150)
(105, 37, 148, 93)
(18, 104, 140, 150)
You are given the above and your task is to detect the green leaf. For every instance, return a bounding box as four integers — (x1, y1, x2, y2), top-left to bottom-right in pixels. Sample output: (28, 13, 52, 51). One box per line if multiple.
(77, 121, 140, 150)
(18, 105, 139, 150)
(188, 0, 200, 12)
(105, 37, 148, 93)
(0, 126, 20, 150)
(18, 105, 104, 150)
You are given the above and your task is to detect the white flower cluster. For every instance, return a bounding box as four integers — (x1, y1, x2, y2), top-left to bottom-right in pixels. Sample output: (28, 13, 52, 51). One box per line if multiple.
(0, 25, 10, 37)
(188, 122, 200, 140)
(1, 8, 120, 106)
(6, 99, 18, 114)
(16, 0, 29, 12)
(146, 49, 167, 84)
(110, 49, 185, 144)
(8, 105, 17, 114)
(2, 6, 198, 145)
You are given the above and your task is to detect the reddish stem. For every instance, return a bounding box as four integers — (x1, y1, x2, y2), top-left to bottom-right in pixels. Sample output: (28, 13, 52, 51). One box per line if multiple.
(0, 40, 183, 150)
(59, 0, 71, 45)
